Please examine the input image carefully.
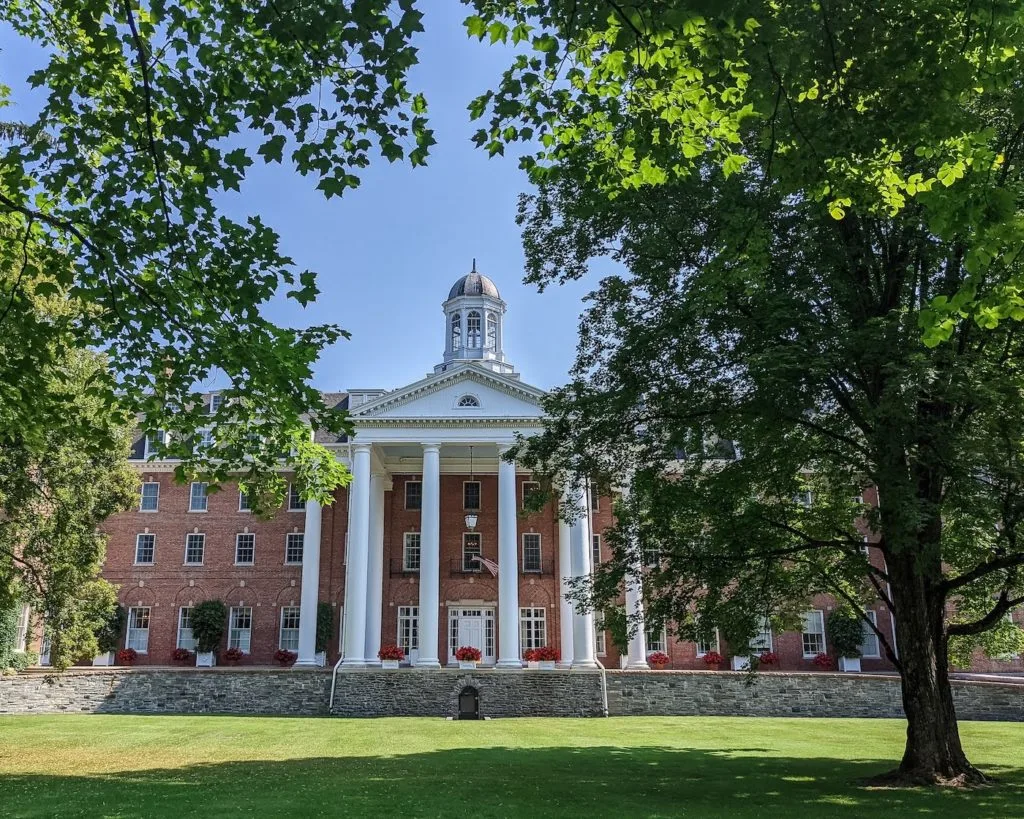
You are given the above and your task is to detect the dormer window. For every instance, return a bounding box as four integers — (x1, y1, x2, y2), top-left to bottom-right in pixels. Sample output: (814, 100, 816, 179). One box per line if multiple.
(450, 313, 462, 350)
(467, 311, 481, 347)
(457, 395, 480, 408)
(208, 394, 223, 414)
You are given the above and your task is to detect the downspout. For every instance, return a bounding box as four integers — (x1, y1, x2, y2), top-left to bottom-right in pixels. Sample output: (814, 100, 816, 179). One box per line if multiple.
(329, 655, 344, 712)
(594, 658, 609, 717)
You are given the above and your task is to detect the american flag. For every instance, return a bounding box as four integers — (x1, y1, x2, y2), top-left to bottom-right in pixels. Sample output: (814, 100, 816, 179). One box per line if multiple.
(473, 555, 499, 577)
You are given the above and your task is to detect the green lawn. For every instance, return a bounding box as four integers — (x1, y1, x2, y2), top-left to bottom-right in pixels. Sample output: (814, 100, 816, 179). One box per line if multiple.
(1, 716, 1022, 818)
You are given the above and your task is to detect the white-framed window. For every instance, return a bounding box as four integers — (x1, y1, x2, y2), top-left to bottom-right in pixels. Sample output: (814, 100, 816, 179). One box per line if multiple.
(457, 394, 480, 408)
(522, 533, 542, 573)
(126, 607, 151, 653)
(860, 611, 881, 658)
(853, 494, 865, 505)
(801, 610, 826, 657)
(397, 606, 418, 655)
(519, 607, 547, 651)
(235, 533, 255, 565)
(643, 545, 661, 567)
(403, 533, 421, 571)
(463, 532, 482, 572)
(288, 483, 305, 511)
(239, 491, 251, 512)
(184, 533, 205, 565)
(14, 604, 30, 652)
(279, 606, 300, 651)
(595, 611, 607, 656)
(466, 310, 481, 346)
(139, 482, 159, 512)
(228, 606, 252, 652)
(450, 313, 461, 349)
(795, 490, 813, 508)
(749, 618, 773, 653)
(589, 484, 600, 512)
(134, 533, 156, 565)
(405, 480, 422, 510)
(696, 627, 720, 657)
(591, 533, 602, 567)
(189, 482, 208, 512)
(859, 536, 870, 555)
(195, 428, 214, 452)
(646, 626, 667, 654)
(521, 481, 540, 509)
(463, 480, 481, 510)
(177, 607, 195, 650)
(285, 533, 304, 565)
(208, 393, 223, 414)
(143, 430, 166, 459)
(486, 312, 497, 349)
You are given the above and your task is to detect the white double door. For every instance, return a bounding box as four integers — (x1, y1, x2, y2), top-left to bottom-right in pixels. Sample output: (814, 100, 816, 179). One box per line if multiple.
(448, 606, 496, 665)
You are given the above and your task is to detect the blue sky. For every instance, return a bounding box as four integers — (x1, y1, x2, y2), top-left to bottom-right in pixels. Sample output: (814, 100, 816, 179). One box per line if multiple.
(0, 5, 605, 392)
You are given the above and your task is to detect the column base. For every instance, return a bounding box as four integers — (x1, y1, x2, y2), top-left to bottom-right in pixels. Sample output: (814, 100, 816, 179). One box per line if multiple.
(364, 660, 382, 668)
(495, 659, 524, 670)
(340, 658, 368, 669)
(571, 659, 600, 669)
(556, 661, 572, 669)
(413, 658, 442, 669)
(293, 658, 319, 668)
(624, 659, 651, 670)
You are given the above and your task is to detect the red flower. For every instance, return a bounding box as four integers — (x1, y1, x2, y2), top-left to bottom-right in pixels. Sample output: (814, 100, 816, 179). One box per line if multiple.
(758, 651, 780, 666)
(224, 647, 246, 663)
(171, 648, 193, 663)
(523, 648, 539, 662)
(535, 646, 560, 662)
(813, 652, 834, 669)
(701, 651, 723, 666)
(377, 644, 405, 661)
(116, 648, 138, 665)
(648, 651, 670, 667)
(274, 649, 298, 667)
(455, 646, 482, 661)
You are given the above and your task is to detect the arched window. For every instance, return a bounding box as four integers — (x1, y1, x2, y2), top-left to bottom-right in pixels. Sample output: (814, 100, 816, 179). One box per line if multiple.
(457, 395, 480, 408)
(486, 313, 497, 349)
(450, 313, 462, 350)
(467, 311, 481, 347)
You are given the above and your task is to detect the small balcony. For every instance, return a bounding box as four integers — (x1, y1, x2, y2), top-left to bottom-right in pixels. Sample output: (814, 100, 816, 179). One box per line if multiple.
(449, 558, 486, 577)
(389, 559, 420, 577)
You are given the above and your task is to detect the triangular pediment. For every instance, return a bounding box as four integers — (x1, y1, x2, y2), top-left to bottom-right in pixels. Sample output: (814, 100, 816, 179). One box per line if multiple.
(350, 364, 545, 423)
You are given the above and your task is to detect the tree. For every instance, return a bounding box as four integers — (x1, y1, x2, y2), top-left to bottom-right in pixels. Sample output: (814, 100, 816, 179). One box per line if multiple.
(469, 1, 1024, 785)
(0, 0, 435, 507)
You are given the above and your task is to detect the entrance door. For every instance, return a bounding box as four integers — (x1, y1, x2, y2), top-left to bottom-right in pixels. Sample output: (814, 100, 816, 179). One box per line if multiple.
(448, 607, 496, 665)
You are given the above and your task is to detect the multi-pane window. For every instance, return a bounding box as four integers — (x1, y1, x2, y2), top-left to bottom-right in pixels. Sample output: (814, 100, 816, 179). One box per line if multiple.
(144, 430, 166, 459)
(463, 533, 482, 571)
(696, 628, 720, 657)
(134, 533, 155, 564)
(285, 533, 304, 565)
(801, 610, 826, 657)
(466, 310, 481, 346)
(591, 534, 602, 567)
(522, 481, 540, 509)
(589, 484, 600, 512)
(288, 483, 305, 511)
(228, 607, 252, 653)
(405, 481, 422, 510)
(646, 626, 667, 653)
(860, 611, 880, 658)
(450, 313, 462, 349)
(486, 312, 497, 349)
(208, 394, 223, 414)
(185, 533, 205, 565)
(239, 491, 251, 512)
(519, 607, 547, 651)
(140, 482, 159, 512)
(859, 536, 870, 555)
(794, 490, 813, 508)
(463, 481, 481, 510)
(595, 611, 606, 655)
(643, 545, 661, 567)
(397, 606, 418, 655)
(14, 605, 30, 652)
(522, 533, 542, 573)
(279, 606, 300, 651)
(235, 533, 255, 565)
(177, 607, 195, 650)
(126, 607, 151, 653)
(403, 533, 421, 571)
(749, 618, 773, 653)
(189, 482, 208, 512)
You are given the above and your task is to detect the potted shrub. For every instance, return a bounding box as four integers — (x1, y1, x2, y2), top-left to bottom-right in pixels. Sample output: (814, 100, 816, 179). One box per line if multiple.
(648, 651, 670, 670)
(523, 648, 540, 669)
(535, 646, 559, 670)
(274, 649, 297, 667)
(116, 648, 138, 666)
(826, 609, 864, 672)
(813, 652, 834, 670)
(92, 604, 124, 666)
(315, 602, 333, 667)
(758, 651, 780, 669)
(377, 644, 404, 670)
(455, 645, 482, 670)
(701, 651, 724, 668)
(224, 647, 245, 665)
(191, 599, 227, 667)
(171, 648, 194, 664)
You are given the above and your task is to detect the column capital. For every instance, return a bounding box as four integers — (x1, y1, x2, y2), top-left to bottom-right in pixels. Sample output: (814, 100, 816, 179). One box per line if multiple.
(351, 442, 373, 454)
(498, 443, 515, 457)
(422, 442, 442, 453)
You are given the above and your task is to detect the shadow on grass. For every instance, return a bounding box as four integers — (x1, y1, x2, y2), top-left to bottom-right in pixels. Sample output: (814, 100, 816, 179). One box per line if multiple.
(4, 745, 1022, 818)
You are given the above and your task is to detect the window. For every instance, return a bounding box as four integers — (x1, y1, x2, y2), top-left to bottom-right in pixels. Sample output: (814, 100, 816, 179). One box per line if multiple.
(749, 618, 773, 653)
(486, 312, 497, 349)
(859, 536, 870, 555)
(519, 607, 547, 651)
(457, 394, 480, 408)
(450, 313, 461, 349)
(853, 494, 865, 505)
(139, 482, 159, 512)
(208, 394, 223, 414)
(397, 606, 418, 655)
(591, 534, 602, 568)
(144, 430, 166, 459)
(463, 532, 482, 571)
(463, 481, 481, 510)
(279, 606, 300, 651)
(403, 533, 421, 571)
(646, 626, 667, 653)
(466, 310, 481, 346)
(235, 533, 255, 565)
(801, 610, 826, 657)
(696, 627, 720, 657)
(285, 533, 304, 565)
(522, 481, 540, 509)
(14, 605, 30, 652)
(595, 611, 606, 655)
(239, 491, 251, 512)
(589, 484, 600, 511)
(134, 533, 155, 565)
(795, 490, 813, 508)
(177, 607, 195, 650)
(643, 545, 661, 567)
(288, 483, 305, 511)
(522, 533, 542, 573)
(405, 481, 422, 510)
(185, 533, 205, 565)
(860, 611, 880, 658)
(228, 607, 252, 653)
(189, 482, 208, 512)
(194, 428, 214, 454)
(126, 607, 151, 653)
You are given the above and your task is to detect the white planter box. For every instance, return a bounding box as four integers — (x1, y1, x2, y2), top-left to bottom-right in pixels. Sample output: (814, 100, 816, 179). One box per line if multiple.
(539, 660, 556, 671)
(839, 656, 861, 672)
(381, 659, 400, 670)
(92, 652, 115, 666)
(315, 651, 326, 668)
(731, 655, 751, 671)
(458, 660, 479, 671)
(619, 655, 629, 669)
(196, 651, 216, 668)
(525, 661, 539, 670)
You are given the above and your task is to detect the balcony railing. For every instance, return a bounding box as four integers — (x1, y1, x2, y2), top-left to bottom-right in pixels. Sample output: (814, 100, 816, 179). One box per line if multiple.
(389, 559, 420, 577)
(447, 558, 555, 576)
(450, 558, 486, 577)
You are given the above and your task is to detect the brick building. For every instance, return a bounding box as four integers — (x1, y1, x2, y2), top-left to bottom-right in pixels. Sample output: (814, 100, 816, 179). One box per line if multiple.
(84, 269, 1020, 674)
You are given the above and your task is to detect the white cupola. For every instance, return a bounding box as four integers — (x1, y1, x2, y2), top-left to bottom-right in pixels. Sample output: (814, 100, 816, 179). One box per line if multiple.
(435, 261, 516, 376)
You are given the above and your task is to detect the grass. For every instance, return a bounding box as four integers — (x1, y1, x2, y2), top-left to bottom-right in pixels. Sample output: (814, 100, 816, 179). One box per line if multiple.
(0, 716, 1022, 817)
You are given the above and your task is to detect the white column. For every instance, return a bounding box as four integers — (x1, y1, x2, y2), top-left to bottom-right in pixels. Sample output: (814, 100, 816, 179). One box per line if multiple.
(557, 494, 574, 668)
(363, 472, 387, 666)
(415, 443, 442, 667)
(496, 445, 521, 668)
(294, 498, 322, 667)
(622, 481, 649, 668)
(569, 482, 598, 668)
(341, 443, 371, 667)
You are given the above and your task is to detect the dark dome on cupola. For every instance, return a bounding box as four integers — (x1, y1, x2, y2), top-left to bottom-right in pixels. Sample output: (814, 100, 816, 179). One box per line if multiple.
(448, 269, 501, 300)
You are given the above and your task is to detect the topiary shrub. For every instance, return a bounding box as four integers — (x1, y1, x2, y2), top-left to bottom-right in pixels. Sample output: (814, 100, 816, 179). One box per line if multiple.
(316, 602, 333, 653)
(191, 600, 228, 654)
(95, 604, 125, 655)
(826, 609, 864, 658)
(0, 603, 21, 670)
